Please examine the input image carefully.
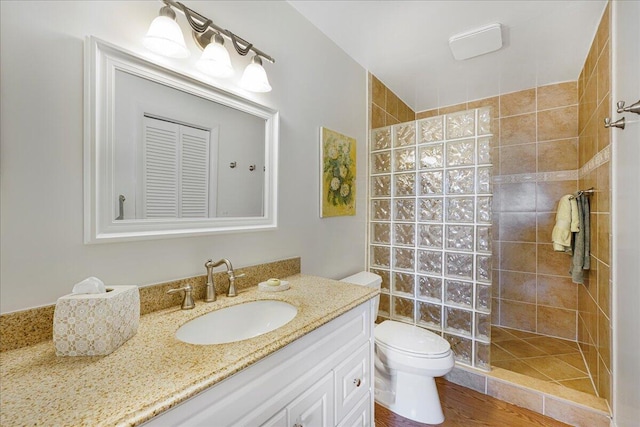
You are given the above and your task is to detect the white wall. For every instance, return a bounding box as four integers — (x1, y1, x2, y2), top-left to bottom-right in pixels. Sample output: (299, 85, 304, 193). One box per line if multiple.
(0, 1, 368, 313)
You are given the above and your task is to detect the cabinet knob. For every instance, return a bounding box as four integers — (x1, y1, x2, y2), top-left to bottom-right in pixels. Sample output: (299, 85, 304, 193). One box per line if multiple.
(353, 378, 362, 387)
(293, 424, 303, 427)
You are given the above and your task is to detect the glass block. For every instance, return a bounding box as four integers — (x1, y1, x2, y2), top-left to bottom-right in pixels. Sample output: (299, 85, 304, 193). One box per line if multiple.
(475, 284, 491, 313)
(419, 198, 443, 222)
(392, 296, 415, 322)
(371, 222, 391, 244)
(393, 248, 415, 272)
(477, 137, 492, 165)
(417, 275, 442, 301)
(445, 280, 473, 308)
(394, 148, 416, 172)
(419, 171, 443, 195)
(371, 246, 390, 268)
(417, 301, 442, 329)
(445, 334, 472, 365)
(477, 196, 492, 224)
(446, 168, 475, 194)
(418, 116, 444, 143)
(371, 268, 390, 292)
(477, 107, 492, 136)
(394, 199, 415, 221)
(475, 341, 491, 371)
(394, 173, 415, 197)
(446, 139, 475, 167)
(372, 127, 391, 151)
(446, 197, 474, 222)
(476, 312, 491, 341)
(371, 151, 391, 174)
(418, 224, 443, 248)
(393, 272, 415, 296)
(476, 226, 492, 253)
(476, 255, 492, 283)
(394, 223, 415, 247)
(419, 144, 443, 169)
(372, 199, 391, 221)
(477, 166, 492, 194)
(445, 252, 473, 279)
(379, 293, 390, 316)
(445, 307, 472, 336)
(418, 250, 442, 275)
(371, 175, 391, 197)
(395, 123, 416, 147)
(446, 111, 475, 139)
(446, 225, 474, 251)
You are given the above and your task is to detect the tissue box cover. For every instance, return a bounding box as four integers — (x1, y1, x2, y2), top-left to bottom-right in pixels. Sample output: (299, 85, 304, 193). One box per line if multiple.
(53, 285, 140, 356)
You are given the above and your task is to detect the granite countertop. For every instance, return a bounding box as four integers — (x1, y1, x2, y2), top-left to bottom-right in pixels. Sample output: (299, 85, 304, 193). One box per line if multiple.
(0, 274, 377, 427)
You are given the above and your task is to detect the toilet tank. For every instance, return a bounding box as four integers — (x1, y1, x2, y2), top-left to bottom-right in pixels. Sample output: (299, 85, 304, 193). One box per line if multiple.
(340, 271, 381, 317)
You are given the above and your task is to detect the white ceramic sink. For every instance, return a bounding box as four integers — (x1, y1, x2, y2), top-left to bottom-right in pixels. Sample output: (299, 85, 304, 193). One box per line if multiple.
(175, 300, 298, 345)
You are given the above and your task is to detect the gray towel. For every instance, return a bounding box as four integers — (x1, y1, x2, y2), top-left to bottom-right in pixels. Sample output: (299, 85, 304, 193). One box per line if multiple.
(570, 194, 590, 284)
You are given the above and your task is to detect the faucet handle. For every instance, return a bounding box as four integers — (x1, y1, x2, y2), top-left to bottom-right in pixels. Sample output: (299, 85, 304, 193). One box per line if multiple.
(167, 284, 195, 310)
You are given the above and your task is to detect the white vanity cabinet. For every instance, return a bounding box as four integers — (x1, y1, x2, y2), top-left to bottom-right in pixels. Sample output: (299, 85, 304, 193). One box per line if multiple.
(144, 300, 374, 427)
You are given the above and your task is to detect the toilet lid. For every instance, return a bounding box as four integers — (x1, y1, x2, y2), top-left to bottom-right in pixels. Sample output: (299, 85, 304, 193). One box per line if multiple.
(375, 320, 451, 357)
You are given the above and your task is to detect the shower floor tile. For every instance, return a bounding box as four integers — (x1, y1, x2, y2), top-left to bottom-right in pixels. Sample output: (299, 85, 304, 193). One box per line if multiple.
(491, 326, 597, 396)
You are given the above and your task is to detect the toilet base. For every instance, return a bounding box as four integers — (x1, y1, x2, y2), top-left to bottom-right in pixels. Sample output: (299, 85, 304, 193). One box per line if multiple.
(375, 370, 445, 425)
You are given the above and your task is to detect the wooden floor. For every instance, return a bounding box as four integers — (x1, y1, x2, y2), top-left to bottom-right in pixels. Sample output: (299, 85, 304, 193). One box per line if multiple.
(374, 378, 569, 426)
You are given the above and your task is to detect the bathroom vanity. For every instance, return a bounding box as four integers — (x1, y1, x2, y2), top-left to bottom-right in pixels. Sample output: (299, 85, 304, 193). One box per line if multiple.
(0, 275, 377, 426)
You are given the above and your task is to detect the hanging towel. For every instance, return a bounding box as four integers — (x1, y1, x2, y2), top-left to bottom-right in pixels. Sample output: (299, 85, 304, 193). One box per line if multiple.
(570, 194, 591, 284)
(552, 195, 580, 252)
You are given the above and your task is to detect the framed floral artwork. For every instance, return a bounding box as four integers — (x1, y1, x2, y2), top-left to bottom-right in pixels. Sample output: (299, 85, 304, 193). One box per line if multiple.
(320, 127, 356, 217)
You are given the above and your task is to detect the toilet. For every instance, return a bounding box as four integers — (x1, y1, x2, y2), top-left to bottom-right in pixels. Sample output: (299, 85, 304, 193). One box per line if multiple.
(341, 271, 454, 425)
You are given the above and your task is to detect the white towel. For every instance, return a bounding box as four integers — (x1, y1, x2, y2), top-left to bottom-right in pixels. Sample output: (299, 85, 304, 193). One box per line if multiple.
(72, 277, 106, 294)
(552, 195, 579, 252)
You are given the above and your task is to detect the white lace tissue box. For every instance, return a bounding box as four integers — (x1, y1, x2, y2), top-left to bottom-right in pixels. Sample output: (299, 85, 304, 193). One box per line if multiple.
(53, 285, 140, 356)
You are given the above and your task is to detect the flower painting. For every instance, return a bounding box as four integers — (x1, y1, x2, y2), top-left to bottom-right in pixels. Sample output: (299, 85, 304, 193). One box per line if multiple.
(320, 127, 356, 217)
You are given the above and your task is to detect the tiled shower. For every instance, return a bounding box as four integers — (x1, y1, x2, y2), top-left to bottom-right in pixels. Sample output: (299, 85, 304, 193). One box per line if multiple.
(369, 108, 494, 370)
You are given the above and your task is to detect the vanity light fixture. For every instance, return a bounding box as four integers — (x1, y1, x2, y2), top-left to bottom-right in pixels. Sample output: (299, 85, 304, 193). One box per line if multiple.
(144, 0, 275, 92)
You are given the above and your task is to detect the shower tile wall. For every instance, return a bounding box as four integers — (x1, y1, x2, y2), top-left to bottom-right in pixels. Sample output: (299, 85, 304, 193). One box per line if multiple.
(577, 2, 611, 402)
(370, 109, 493, 371)
(417, 84, 581, 342)
(370, 73, 416, 129)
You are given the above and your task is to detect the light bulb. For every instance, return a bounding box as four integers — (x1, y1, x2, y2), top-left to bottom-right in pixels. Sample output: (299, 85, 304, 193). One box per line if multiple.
(143, 6, 189, 59)
(239, 56, 272, 93)
(196, 34, 234, 78)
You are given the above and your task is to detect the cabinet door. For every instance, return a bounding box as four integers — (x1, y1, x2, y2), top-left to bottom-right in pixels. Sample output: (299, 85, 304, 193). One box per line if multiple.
(288, 372, 334, 427)
(337, 394, 370, 427)
(334, 342, 370, 422)
(261, 408, 287, 427)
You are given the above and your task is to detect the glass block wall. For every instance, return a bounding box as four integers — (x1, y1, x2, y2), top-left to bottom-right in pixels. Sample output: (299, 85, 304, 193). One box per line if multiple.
(369, 108, 493, 370)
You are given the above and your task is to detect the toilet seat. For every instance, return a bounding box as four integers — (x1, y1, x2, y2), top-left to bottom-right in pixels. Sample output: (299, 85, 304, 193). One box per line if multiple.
(375, 320, 451, 358)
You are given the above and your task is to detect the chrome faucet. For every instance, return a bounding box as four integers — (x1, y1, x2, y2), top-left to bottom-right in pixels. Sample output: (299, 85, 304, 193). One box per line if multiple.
(204, 258, 245, 301)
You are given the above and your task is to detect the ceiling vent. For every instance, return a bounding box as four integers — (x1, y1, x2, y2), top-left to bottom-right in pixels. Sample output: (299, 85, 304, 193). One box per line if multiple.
(449, 24, 503, 60)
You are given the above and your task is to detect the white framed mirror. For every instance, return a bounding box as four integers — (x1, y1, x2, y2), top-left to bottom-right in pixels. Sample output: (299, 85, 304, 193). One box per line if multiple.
(84, 37, 278, 243)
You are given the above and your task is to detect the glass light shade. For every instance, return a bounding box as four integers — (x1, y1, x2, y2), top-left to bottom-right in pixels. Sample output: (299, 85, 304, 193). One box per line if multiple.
(196, 40, 234, 78)
(143, 15, 190, 59)
(239, 57, 272, 92)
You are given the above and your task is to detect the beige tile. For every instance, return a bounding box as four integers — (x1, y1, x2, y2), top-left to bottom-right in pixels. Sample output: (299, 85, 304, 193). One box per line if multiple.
(385, 87, 398, 118)
(596, 3, 610, 57)
(556, 353, 589, 373)
(490, 343, 516, 362)
(500, 270, 537, 303)
(372, 104, 386, 129)
(597, 262, 610, 318)
(499, 212, 537, 242)
(538, 106, 578, 142)
(385, 112, 399, 126)
(597, 213, 610, 265)
(596, 94, 611, 152)
(538, 82, 578, 110)
(597, 310, 611, 370)
(500, 143, 536, 175)
(500, 300, 537, 332)
(556, 378, 597, 395)
(523, 356, 586, 381)
(500, 113, 536, 146)
(439, 102, 468, 115)
(537, 138, 578, 172)
(505, 328, 541, 339)
(544, 397, 610, 427)
(537, 212, 556, 243)
(492, 359, 553, 381)
(537, 275, 578, 309)
(596, 163, 610, 213)
(500, 242, 537, 272)
(468, 96, 499, 112)
(371, 74, 386, 108)
(596, 41, 610, 105)
(500, 89, 536, 117)
(536, 181, 578, 212)
(537, 306, 577, 340)
(487, 378, 543, 413)
(499, 182, 537, 212)
(537, 243, 572, 277)
(416, 109, 438, 120)
(491, 326, 518, 342)
(597, 356, 611, 402)
(444, 366, 487, 393)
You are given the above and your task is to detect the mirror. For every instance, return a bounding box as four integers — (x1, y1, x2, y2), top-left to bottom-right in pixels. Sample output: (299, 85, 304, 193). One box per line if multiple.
(84, 37, 279, 243)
